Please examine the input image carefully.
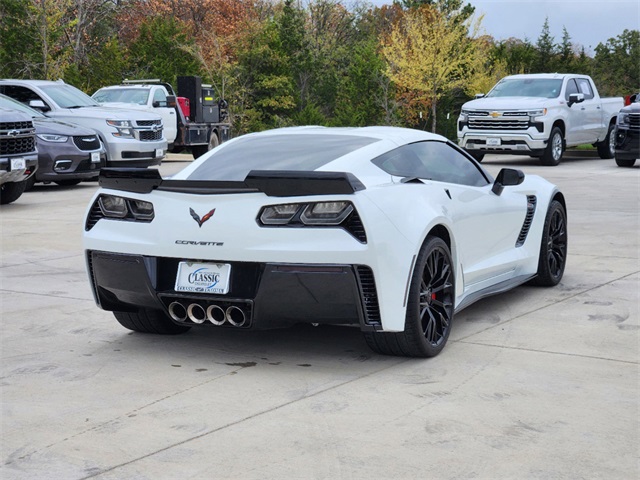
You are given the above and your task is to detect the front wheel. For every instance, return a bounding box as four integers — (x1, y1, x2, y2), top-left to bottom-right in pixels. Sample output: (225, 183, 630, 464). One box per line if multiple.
(363, 236, 455, 357)
(540, 127, 564, 166)
(530, 200, 568, 286)
(113, 309, 191, 335)
(596, 124, 616, 159)
(0, 180, 27, 205)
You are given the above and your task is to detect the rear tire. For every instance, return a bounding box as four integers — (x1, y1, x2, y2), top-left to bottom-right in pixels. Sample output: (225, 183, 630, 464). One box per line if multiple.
(596, 124, 615, 159)
(113, 309, 191, 335)
(530, 200, 567, 286)
(540, 127, 564, 166)
(615, 156, 636, 167)
(363, 236, 455, 357)
(191, 131, 220, 159)
(0, 180, 27, 205)
(55, 179, 82, 187)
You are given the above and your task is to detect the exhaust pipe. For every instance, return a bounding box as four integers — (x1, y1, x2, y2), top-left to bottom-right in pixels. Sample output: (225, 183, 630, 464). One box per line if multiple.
(187, 303, 207, 324)
(206, 305, 226, 325)
(168, 301, 187, 322)
(226, 306, 247, 327)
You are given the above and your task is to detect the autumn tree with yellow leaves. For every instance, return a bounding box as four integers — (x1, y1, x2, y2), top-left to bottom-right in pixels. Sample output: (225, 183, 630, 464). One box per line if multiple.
(381, 3, 491, 132)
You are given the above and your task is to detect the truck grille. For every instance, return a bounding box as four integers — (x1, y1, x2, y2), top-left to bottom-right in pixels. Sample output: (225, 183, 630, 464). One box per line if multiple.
(135, 120, 161, 127)
(139, 130, 163, 141)
(468, 118, 529, 130)
(72, 135, 101, 151)
(629, 113, 640, 130)
(0, 121, 32, 130)
(0, 135, 36, 155)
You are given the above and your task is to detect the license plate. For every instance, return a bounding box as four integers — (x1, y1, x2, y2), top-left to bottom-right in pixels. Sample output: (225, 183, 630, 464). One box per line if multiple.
(91, 152, 100, 163)
(155, 148, 163, 158)
(175, 262, 231, 294)
(11, 158, 26, 170)
(486, 138, 502, 146)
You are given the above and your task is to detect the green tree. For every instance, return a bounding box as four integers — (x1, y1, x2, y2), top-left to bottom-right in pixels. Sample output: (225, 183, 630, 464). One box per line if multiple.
(535, 17, 556, 72)
(593, 29, 640, 96)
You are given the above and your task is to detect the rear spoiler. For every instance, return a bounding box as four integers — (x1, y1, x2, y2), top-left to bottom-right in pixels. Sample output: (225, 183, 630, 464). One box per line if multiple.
(99, 168, 366, 197)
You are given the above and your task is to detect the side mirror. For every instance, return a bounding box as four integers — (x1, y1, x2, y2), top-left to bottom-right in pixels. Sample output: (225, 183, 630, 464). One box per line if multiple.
(29, 99, 49, 111)
(474, 93, 485, 99)
(568, 93, 585, 107)
(492, 168, 524, 195)
(630, 94, 638, 104)
(166, 95, 177, 108)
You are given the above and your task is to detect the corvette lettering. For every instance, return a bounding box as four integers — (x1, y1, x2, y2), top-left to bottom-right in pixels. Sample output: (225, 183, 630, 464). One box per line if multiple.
(175, 240, 224, 246)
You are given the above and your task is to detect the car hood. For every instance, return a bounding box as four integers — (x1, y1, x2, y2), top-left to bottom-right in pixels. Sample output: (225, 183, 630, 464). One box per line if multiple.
(463, 96, 552, 111)
(33, 116, 97, 136)
(98, 102, 149, 111)
(620, 102, 640, 114)
(54, 105, 161, 120)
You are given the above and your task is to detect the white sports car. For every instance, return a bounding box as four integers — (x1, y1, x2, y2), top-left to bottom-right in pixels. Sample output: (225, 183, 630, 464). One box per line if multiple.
(83, 126, 567, 357)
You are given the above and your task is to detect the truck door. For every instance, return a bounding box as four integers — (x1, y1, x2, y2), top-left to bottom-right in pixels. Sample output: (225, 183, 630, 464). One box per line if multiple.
(152, 88, 177, 145)
(564, 79, 586, 144)
(575, 78, 603, 142)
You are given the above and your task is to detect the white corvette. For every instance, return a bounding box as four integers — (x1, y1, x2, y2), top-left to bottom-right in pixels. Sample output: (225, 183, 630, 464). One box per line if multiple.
(83, 126, 567, 357)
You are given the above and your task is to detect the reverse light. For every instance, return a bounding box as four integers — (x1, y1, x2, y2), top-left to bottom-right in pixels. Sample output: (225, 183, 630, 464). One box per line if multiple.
(37, 133, 68, 142)
(301, 201, 353, 225)
(260, 203, 302, 225)
(86, 194, 155, 230)
(257, 201, 366, 242)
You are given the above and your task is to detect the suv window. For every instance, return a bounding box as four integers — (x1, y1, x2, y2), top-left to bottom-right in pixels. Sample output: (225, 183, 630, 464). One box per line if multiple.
(0, 85, 47, 107)
(372, 141, 490, 187)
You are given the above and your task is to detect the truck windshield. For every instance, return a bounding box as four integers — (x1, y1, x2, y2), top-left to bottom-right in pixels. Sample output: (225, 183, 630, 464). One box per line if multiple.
(486, 79, 563, 99)
(187, 134, 379, 181)
(93, 88, 149, 105)
(40, 84, 99, 108)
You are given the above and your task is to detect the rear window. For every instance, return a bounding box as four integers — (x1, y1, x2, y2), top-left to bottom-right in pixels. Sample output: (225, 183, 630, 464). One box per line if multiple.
(187, 133, 379, 181)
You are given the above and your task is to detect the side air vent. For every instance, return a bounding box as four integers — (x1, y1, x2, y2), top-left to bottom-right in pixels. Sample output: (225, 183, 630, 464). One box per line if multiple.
(355, 266, 381, 325)
(85, 200, 103, 231)
(516, 195, 537, 247)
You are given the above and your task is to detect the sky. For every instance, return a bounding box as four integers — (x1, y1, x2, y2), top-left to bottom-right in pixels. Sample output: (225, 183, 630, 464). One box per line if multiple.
(367, 0, 640, 55)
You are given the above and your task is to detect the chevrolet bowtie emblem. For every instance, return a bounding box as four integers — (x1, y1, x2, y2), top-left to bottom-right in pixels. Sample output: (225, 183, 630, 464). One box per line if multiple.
(490, 111, 501, 118)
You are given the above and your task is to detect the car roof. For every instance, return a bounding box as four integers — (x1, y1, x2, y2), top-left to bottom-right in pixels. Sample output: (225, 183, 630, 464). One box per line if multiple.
(0, 79, 67, 87)
(244, 126, 445, 146)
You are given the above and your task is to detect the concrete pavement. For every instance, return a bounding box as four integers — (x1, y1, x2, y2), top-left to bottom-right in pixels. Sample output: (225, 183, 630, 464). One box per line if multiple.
(1, 151, 638, 479)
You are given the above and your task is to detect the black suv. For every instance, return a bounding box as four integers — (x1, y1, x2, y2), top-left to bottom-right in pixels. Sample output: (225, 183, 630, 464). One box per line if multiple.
(615, 93, 640, 167)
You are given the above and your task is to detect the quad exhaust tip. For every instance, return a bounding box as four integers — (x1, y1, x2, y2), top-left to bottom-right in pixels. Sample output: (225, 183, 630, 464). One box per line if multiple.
(168, 301, 248, 327)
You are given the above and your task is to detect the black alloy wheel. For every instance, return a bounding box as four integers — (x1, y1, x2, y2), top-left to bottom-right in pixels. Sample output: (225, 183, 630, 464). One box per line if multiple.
(363, 236, 455, 357)
(531, 200, 567, 286)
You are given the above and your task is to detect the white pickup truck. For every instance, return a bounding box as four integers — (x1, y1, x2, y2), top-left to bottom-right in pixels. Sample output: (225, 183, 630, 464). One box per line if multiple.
(0, 79, 167, 168)
(457, 73, 623, 165)
(93, 77, 230, 159)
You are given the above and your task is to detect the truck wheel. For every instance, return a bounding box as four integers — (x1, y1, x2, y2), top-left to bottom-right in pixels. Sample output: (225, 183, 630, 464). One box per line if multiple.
(540, 127, 564, 166)
(0, 180, 27, 205)
(615, 156, 636, 167)
(596, 124, 615, 159)
(24, 175, 36, 191)
(191, 132, 220, 159)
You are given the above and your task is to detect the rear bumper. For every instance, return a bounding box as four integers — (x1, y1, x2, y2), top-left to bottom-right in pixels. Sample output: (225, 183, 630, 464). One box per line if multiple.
(86, 250, 382, 332)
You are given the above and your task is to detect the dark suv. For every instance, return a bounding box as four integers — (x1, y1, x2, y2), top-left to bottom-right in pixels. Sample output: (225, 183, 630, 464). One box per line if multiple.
(0, 108, 38, 204)
(615, 93, 640, 167)
(0, 94, 105, 187)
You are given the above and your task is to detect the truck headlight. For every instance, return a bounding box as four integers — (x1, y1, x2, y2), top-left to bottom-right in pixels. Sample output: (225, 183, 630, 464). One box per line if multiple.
(106, 119, 134, 138)
(37, 133, 68, 142)
(528, 108, 547, 117)
(617, 114, 629, 126)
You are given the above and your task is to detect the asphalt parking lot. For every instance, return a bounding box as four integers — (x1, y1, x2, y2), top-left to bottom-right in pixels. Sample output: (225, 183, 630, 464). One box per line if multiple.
(1, 150, 638, 479)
